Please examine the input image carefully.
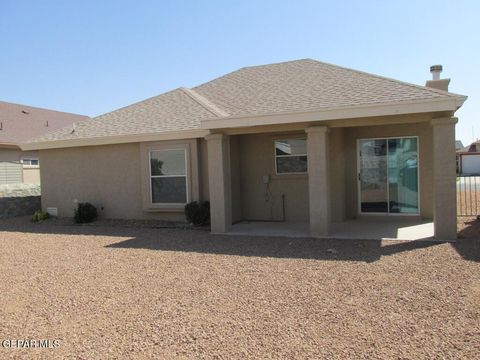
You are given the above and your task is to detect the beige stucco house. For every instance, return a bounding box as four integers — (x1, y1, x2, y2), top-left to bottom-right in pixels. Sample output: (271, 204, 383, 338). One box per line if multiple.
(21, 59, 466, 240)
(0, 101, 88, 185)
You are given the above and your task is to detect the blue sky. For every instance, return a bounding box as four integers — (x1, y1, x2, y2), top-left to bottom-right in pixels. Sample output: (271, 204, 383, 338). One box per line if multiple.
(0, 0, 478, 144)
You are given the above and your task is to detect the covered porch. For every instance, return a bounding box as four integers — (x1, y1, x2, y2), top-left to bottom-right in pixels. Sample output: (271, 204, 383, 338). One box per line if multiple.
(204, 114, 457, 241)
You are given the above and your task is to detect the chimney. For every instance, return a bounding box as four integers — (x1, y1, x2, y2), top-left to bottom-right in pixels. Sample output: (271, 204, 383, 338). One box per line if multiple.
(425, 64, 450, 91)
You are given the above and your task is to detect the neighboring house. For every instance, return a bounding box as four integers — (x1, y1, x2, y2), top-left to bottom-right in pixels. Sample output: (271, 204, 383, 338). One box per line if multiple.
(21, 59, 466, 240)
(0, 101, 88, 185)
(457, 140, 480, 175)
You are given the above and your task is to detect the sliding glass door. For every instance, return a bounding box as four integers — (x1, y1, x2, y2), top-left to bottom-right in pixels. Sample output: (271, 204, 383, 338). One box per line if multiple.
(358, 137, 419, 214)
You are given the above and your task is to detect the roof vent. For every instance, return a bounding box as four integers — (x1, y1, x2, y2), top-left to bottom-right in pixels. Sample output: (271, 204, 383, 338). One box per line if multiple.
(430, 64, 443, 80)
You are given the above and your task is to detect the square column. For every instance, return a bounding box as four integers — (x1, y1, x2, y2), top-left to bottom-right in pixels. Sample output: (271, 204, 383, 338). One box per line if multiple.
(431, 117, 458, 240)
(205, 133, 232, 233)
(306, 126, 330, 236)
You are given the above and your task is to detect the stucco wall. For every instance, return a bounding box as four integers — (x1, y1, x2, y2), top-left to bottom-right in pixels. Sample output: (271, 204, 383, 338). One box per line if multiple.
(236, 132, 310, 223)
(40, 143, 185, 221)
(38, 119, 434, 223)
(343, 121, 433, 219)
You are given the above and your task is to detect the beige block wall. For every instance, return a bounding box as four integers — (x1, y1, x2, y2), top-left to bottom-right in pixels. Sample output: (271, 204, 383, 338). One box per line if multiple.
(343, 121, 433, 219)
(237, 132, 310, 223)
(38, 119, 434, 223)
(40, 143, 185, 221)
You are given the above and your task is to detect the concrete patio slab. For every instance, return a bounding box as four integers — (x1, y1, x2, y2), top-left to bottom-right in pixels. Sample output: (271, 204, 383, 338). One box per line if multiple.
(229, 218, 434, 241)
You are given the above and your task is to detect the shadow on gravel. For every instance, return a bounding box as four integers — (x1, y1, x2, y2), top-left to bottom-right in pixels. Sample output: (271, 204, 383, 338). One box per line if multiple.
(455, 218, 480, 262)
(105, 234, 442, 263)
(0, 217, 443, 263)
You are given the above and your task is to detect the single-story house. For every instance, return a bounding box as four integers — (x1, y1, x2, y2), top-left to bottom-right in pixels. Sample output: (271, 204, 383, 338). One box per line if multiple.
(0, 101, 88, 185)
(21, 59, 466, 240)
(457, 140, 480, 175)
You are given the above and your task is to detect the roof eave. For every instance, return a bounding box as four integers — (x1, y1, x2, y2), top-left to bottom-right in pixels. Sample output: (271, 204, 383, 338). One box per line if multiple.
(19, 129, 211, 151)
(200, 97, 466, 130)
(0, 142, 20, 149)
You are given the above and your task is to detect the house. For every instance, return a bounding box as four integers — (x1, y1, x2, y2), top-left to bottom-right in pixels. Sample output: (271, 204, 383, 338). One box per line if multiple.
(0, 101, 88, 185)
(20, 59, 466, 240)
(457, 140, 480, 175)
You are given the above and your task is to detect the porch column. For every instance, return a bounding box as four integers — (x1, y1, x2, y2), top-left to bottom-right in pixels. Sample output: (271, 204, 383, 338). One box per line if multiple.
(306, 125, 330, 236)
(205, 133, 232, 233)
(431, 117, 458, 240)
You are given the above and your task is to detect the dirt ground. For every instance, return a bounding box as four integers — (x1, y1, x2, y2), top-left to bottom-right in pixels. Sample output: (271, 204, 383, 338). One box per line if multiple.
(0, 217, 479, 359)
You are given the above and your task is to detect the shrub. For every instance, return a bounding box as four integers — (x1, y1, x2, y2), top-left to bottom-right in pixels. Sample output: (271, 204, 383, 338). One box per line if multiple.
(184, 201, 210, 226)
(32, 210, 50, 223)
(74, 202, 98, 223)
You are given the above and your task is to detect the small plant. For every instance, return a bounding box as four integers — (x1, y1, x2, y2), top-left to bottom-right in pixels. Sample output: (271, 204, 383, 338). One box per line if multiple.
(184, 201, 210, 226)
(32, 210, 50, 223)
(74, 202, 98, 224)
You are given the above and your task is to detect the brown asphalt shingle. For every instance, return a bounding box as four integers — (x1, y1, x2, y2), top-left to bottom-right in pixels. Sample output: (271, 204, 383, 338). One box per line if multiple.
(25, 59, 465, 144)
(0, 101, 88, 145)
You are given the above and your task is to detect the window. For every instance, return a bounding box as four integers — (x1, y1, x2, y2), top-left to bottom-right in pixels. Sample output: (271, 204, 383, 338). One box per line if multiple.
(23, 158, 39, 167)
(150, 149, 187, 204)
(275, 139, 307, 174)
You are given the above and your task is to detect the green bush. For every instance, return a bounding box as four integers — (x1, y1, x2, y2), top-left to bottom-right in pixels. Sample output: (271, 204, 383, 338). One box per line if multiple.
(32, 210, 50, 223)
(74, 202, 98, 223)
(184, 201, 210, 226)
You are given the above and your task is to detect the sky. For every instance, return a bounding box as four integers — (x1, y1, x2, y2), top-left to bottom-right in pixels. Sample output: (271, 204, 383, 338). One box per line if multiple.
(0, 0, 478, 145)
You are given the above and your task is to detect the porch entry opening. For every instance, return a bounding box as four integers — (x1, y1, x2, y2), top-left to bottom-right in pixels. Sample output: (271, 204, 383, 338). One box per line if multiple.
(358, 137, 419, 214)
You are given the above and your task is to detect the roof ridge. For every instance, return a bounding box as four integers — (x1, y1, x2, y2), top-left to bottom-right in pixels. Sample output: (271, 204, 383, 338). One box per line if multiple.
(180, 87, 229, 117)
(305, 59, 466, 99)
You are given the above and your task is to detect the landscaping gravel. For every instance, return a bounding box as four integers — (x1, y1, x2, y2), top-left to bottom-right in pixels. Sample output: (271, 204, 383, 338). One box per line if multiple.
(0, 217, 479, 359)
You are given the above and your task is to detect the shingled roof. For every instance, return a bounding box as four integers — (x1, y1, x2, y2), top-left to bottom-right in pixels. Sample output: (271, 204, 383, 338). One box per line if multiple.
(0, 101, 88, 146)
(23, 59, 466, 147)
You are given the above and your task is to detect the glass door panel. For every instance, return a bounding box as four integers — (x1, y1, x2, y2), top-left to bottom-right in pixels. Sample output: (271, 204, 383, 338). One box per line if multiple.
(359, 139, 388, 213)
(387, 138, 419, 213)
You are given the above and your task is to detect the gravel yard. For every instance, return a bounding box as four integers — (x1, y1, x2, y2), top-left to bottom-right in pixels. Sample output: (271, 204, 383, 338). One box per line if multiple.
(0, 217, 479, 359)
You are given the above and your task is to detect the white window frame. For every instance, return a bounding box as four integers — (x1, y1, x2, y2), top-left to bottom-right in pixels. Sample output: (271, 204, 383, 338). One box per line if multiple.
(274, 138, 308, 175)
(140, 140, 200, 212)
(149, 149, 188, 206)
(22, 158, 39, 168)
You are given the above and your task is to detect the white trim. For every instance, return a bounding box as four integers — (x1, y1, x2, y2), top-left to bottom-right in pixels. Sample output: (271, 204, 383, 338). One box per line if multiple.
(140, 139, 199, 213)
(148, 148, 189, 207)
(357, 136, 420, 216)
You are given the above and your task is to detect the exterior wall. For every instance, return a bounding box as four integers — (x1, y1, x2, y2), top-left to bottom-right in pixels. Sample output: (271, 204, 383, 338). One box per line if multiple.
(329, 128, 346, 222)
(460, 154, 480, 175)
(37, 118, 435, 224)
(343, 121, 433, 219)
(230, 136, 242, 223)
(198, 138, 210, 201)
(0, 148, 40, 184)
(237, 132, 309, 223)
(40, 143, 186, 221)
(23, 168, 40, 184)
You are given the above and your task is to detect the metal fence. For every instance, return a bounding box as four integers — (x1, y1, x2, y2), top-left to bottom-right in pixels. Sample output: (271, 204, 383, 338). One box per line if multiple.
(457, 175, 480, 217)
